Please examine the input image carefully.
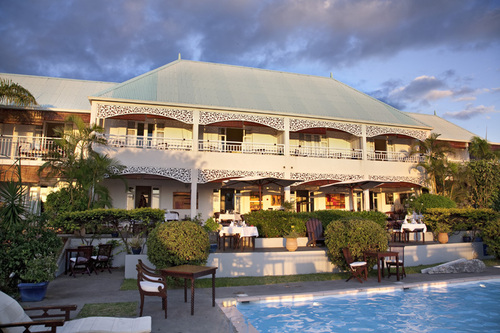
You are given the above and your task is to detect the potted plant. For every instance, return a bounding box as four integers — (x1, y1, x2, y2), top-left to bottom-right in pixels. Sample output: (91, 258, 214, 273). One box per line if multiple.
(129, 236, 143, 254)
(462, 231, 472, 242)
(285, 226, 299, 252)
(203, 217, 220, 253)
(435, 223, 451, 244)
(18, 253, 58, 302)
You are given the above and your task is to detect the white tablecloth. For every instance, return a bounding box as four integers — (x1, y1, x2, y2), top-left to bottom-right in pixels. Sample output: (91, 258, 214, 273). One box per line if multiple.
(164, 212, 179, 221)
(401, 223, 427, 233)
(219, 226, 258, 237)
(219, 213, 241, 221)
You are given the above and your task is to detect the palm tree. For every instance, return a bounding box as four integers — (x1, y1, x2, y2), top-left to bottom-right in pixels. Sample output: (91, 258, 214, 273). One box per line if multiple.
(468, 136, 500, 160)
(410, 133, 454, 195)
(0, 78, 38, 106)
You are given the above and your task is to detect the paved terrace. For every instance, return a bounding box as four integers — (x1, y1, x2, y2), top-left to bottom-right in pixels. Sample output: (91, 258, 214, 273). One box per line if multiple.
(23, 262, 500, 332)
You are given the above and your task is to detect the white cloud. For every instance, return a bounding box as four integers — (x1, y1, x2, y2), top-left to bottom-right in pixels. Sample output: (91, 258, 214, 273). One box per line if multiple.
(443, 104, 498, 120)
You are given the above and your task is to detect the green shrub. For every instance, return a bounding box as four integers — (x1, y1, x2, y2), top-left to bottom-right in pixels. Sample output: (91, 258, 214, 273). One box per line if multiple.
(482, 217, 500, 259)
(324, 219, 389, 271)
(408, 193, 456, 213)
(424, 208, 498, 236)
(203, 217, 219, 232)
(146, 221, 210, 269)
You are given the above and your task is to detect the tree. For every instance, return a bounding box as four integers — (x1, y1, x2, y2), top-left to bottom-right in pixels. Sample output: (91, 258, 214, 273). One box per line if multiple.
(0, 78, 38, 106)
(468, 136, 499, 161)
(39, 116, 125, 211)
(465, 160, 500, 208)
(410, 133, 454, 195)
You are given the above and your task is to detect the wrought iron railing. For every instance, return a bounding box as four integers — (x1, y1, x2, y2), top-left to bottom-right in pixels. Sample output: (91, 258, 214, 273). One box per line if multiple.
(198, 140, 285, 155)
(289, 145, 363, 159)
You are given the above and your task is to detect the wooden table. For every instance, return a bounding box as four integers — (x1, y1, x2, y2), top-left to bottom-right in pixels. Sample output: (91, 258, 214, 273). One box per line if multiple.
(363, 251, 400, 283)
(161, 265, 217, 315)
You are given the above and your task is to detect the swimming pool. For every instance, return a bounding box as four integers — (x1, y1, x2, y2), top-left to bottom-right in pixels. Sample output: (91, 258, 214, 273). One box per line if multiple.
(236, 279, 500, 332)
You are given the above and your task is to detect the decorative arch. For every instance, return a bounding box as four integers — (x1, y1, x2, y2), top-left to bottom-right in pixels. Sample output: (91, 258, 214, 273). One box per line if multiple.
(366, 125, 428, 141)
(199, 111, 284, 131)
(120, 166, 191, 183)
(97, 103, 193, 124)
(289, 119, 362, 137)
(198, 169, 284, 184)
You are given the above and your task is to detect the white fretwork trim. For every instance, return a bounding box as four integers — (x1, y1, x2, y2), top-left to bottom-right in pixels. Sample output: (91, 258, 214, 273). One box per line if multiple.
(199, 111, 284, 130)
(120, 166, 191, 183)
(97, 104, 193, 124)
(289, 119, 362, 136)
(366, 125, 428, 141)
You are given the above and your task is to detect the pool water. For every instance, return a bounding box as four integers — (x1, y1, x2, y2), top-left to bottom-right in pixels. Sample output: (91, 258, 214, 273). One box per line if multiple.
(237, 279, 500, 332)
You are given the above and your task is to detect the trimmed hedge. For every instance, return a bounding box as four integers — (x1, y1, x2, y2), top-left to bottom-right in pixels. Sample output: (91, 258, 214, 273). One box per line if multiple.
(243, 210, 387, 238)
(408, 193, 456, 213)
(482, 217, 500, 259)
(147, 221, 210, 268)
(324, 219, 389, 271)
(423, 208, 498, 237)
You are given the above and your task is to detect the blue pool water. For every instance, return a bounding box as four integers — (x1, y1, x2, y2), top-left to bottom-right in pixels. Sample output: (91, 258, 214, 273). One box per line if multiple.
(237, 279, 500, 332)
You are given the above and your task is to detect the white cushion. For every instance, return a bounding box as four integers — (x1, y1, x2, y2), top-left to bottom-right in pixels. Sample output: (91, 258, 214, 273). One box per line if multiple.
(350, 261, 366, 268)
(91, 255, 108, 261)
(139, 281, 164, 292)
(59, 316, 151, 333)
(143, 273, 162, 281)
(386, 259, 403, 264)
(0, 291, 34, 333)
(70, 257, 89, 264)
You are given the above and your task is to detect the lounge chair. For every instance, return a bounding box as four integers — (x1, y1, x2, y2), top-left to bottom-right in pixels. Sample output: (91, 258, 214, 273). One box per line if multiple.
(306, 218, 325, 247)
(342, 247, 368, 283)
(0, 290, 151, 333)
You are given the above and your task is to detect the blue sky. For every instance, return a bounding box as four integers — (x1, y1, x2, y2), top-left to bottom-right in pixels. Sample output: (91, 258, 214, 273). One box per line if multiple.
(1, 0, 499, 143)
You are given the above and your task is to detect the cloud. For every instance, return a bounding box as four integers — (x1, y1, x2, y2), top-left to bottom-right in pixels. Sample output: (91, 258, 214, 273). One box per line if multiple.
(0, 1, 499, 81)
(443, 104, 498, 120)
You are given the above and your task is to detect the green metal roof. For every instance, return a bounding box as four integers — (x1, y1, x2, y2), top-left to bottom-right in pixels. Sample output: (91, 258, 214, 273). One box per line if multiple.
(0, 73, 116, 111)
(408, 112, 478, 142)
(94, 59, 429, 128)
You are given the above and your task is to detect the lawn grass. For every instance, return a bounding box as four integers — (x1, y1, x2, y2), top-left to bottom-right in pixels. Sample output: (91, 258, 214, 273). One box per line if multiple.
(120, 262, 451, 290)
(76, 302, 138, 318)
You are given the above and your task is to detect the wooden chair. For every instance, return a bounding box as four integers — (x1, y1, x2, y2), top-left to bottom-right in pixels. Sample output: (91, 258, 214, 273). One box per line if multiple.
(386, 245, 406, 279)
(306, 218, 325, 247)
(69, 246, 93, 277)
(91, 243, 113, 274)
(0, 290, 151, 333)
(342, 248, 368, 283)
(136, 264, 168, 318)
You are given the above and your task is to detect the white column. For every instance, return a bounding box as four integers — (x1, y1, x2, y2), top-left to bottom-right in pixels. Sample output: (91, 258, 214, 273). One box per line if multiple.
(363, 188, 370, 211)
(192, 110, 199, 152)
(283, 118, 290, 157)
(349, 187, 355, 211)
(190, 169, 198, 219)
(361, 124, 367, 161)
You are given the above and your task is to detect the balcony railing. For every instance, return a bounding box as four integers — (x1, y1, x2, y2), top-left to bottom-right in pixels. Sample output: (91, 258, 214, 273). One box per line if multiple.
(367, 150, 424, 163)
(0, 135, 60, 160)
(290, 145, 363, 159)
(198, 140, 285, 155)
(105, 134, 192, 151)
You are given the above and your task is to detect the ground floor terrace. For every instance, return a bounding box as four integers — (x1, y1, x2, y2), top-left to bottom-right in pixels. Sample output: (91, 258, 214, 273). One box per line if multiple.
(33, 240, 499, 333)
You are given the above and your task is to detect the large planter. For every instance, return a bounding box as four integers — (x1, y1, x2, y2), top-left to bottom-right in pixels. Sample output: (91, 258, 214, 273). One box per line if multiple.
(285, 238, 298, 252)
(438, 233, 449, 244)
(131, 247, 142, 255)
(18, 281, 49, 302)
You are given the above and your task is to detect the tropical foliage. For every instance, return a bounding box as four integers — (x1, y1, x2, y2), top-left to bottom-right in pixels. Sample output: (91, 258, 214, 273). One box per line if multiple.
(408, 193, 456, 214)
(0, 78, 38, 106)
(39, 115, 125, 212)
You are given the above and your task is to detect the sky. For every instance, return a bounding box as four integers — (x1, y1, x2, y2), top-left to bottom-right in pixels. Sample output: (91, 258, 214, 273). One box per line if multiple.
(1, 0, 499, 143)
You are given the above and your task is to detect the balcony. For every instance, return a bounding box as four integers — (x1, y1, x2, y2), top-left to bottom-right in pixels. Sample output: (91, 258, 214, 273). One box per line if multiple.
(0, 135, 60, 160)
(198, 140, 284, 155)
(105, 134, 192, 151)
(367, 150, 424, 163)
(290, 145, 362, 159)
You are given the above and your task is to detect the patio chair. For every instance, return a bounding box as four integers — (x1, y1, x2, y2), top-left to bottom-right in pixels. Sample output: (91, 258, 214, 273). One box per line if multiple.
(0, 290, 151, 333)
(306, 218, 325, 247)
(342, 247, 368, 283)
(136, 264, 168, 319)
(69, 245, 93, 277)
(91, 243, 113, 274)
(386, 245, 406, 279)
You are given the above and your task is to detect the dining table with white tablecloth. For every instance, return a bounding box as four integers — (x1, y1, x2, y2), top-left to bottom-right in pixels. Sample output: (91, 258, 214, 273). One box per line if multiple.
(400, 222, 427, 243)
(219, 213, 241, 222)
(219, 226, 259, 251)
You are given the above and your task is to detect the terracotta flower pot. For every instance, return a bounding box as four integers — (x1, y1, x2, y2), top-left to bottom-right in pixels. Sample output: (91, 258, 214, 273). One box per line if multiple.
(438, 233, 449, 244)
(286, 238, 298, 251)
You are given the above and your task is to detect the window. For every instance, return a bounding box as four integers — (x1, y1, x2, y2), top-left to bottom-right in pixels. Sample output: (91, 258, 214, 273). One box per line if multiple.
(385, 193, 394, 205)
(326, 193, 345, 210)
(173, 192, 198, 209)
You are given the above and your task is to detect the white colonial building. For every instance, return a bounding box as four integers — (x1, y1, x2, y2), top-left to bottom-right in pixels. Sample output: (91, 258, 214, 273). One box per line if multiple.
(0, 58, 486, 220)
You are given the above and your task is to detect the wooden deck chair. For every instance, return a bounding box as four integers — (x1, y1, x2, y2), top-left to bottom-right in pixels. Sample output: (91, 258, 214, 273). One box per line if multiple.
(0, 290, 151, 333)
(136, 264, 168, 318)
(342, 248, 368, 283)
(91, 243, 113, 274)
(70, 246, 93, 277)
(306, 218, 325, 247)
(386, 245, 406, 279)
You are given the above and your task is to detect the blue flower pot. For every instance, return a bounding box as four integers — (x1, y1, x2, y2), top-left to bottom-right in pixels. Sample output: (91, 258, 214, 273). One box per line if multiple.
(18, 281, 49, 302)
(209, 244, 218, 253)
